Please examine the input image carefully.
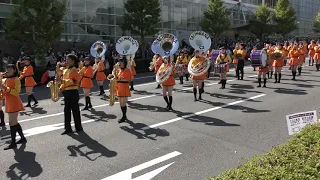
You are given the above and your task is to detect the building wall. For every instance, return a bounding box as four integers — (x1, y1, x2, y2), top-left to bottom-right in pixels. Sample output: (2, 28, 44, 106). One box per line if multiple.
(0, 0, 318, 46)
(290, 0, 320, 37)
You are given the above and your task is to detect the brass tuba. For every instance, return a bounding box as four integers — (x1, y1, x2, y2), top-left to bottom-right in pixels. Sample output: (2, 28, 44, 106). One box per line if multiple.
(90, 41, 107, 58)
(188, 31, 212, 76)
(152, 33, 179, 84)
(47, 62, 60, 102)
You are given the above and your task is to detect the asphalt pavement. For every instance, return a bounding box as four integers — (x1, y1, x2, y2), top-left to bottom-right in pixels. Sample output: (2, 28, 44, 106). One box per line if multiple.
(1, 62, 320, 180)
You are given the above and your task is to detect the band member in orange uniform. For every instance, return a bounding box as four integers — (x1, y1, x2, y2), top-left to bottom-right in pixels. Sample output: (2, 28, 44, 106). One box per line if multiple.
(297, 42, 305, 76)
(273, 44, 285, 83)
(315, 42, 320, 71)
(236, 43, 246, 80)
(216, 47, 232, 89)
(191, 50, 207, 101)
(59, 54, 83, 135)
(153, 54, 163, 89)
(94, 57, 106, 96)
(79, 57, 94, 110)
(19, 57, 38, 107)
(116, 59, 132, 123)
(266, 44, 274, 79)
(308, 40, 316, 66)
(233, 43, 240, 76)
(288, 43, 300, 80)
(1, 64, 27, 150)
(284, 42, 290, 65)
(128, 55, 136, 91)
(176, 50, 189, 84)
(161, 56, 176, 110)
(257, 63, 268, 88)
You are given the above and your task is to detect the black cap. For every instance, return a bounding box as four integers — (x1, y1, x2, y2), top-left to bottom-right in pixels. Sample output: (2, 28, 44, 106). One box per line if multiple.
(219, 46, 225, 50)
(23, 56, 31, 61)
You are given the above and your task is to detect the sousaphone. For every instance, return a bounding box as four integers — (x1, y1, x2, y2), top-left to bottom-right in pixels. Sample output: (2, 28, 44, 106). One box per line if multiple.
(188, 31, 212, 76)
(90, 41, 107, 58)
(153, 33, 179, 84)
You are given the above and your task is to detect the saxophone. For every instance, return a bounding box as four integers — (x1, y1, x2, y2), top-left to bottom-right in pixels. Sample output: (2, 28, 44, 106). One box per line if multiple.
(107, 63, 120, 106)
(47, 63, 60, 102)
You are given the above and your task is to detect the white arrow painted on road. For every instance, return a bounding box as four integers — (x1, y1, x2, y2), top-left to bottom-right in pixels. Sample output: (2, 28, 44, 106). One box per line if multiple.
(102, 151, 181, 180)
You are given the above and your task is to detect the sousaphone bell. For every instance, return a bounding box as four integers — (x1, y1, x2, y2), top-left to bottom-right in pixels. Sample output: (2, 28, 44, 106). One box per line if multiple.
(152, 33, 179, 84)
(90, 41, 107, 58)
(188, 31, 212, 76)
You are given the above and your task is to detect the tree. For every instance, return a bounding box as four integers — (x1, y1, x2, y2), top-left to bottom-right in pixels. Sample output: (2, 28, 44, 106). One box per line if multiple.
(200, 0, 230, 48)
(273, 0, 297, 37)
(314, 11, 320, 34)
(4, 0, 66, 63)
(247, 4, 273, 40)
(122, 0, 161, 59)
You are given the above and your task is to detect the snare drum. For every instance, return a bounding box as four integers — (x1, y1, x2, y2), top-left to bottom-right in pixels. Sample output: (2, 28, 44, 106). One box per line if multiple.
(177, 64, 183, 72)
(214, 64, 226, 74)
(250, 50, 268, 67)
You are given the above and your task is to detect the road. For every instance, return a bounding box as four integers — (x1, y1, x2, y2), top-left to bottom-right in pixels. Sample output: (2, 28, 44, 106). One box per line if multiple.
(1, 63, 319, 180)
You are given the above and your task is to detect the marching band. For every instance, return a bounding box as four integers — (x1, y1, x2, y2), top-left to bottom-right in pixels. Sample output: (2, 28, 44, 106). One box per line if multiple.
(1, 31, 320, 151)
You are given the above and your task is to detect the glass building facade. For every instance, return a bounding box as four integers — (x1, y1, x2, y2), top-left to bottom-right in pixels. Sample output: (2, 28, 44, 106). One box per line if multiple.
(0, 0, 318, 44)
(290, 0, 320, 37)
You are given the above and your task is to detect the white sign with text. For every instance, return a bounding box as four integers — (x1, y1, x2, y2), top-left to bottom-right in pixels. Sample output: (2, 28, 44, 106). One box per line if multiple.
(286, 110, 318, 135)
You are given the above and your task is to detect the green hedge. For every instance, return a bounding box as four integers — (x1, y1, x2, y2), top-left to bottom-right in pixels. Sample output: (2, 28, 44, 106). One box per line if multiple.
(209, 123, 320, 180)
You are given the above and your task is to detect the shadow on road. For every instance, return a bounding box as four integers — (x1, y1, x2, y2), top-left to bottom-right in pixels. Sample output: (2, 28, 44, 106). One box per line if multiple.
(6, 144, 43, 180)
(120, 120, 170, 140)
(82, 108, 117, 122)
(172, 109, 240, 127)
(269, 87, 308, 95)
(127, 101, 169, 112)
(67, 132, 117, 161)
(19, 107, 47, 116)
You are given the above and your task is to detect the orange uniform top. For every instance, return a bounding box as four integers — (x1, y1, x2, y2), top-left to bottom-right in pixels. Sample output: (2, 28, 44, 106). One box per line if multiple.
(129, 58, 137, 77)
(283, 46, 290, 57)
(116, 68, 132, 97)
(95, 61, 106, 81)
(190, 56, 208, 80)
(299, 48, 305, 62)
(308, 44, 315, 55)
(2, 77, 25, 113)
(80, 66, 94, 89)
(161, 63, 176, 86)
(176, 56, 189, 70)
(314, 46, 320, 60)
(233, 49, 239, 64)
(60, 67, 80, 91)
(154, 57, 163, 73)
(289, 49, 300, 66)
(272, 48, 285, 67)
(19, 65, 37, 87)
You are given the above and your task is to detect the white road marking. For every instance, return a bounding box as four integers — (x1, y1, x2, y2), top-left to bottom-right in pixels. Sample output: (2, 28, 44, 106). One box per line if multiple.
(16, 74, 258, 124)
(141, 94, 266, 130)
(1, 94, 265, 141)
(102, 151, 181, 180)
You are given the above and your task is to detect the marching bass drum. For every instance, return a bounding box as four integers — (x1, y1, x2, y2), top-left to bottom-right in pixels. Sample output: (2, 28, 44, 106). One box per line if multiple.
(156, 63, 174, 84)
(250, 50, 268, 67)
